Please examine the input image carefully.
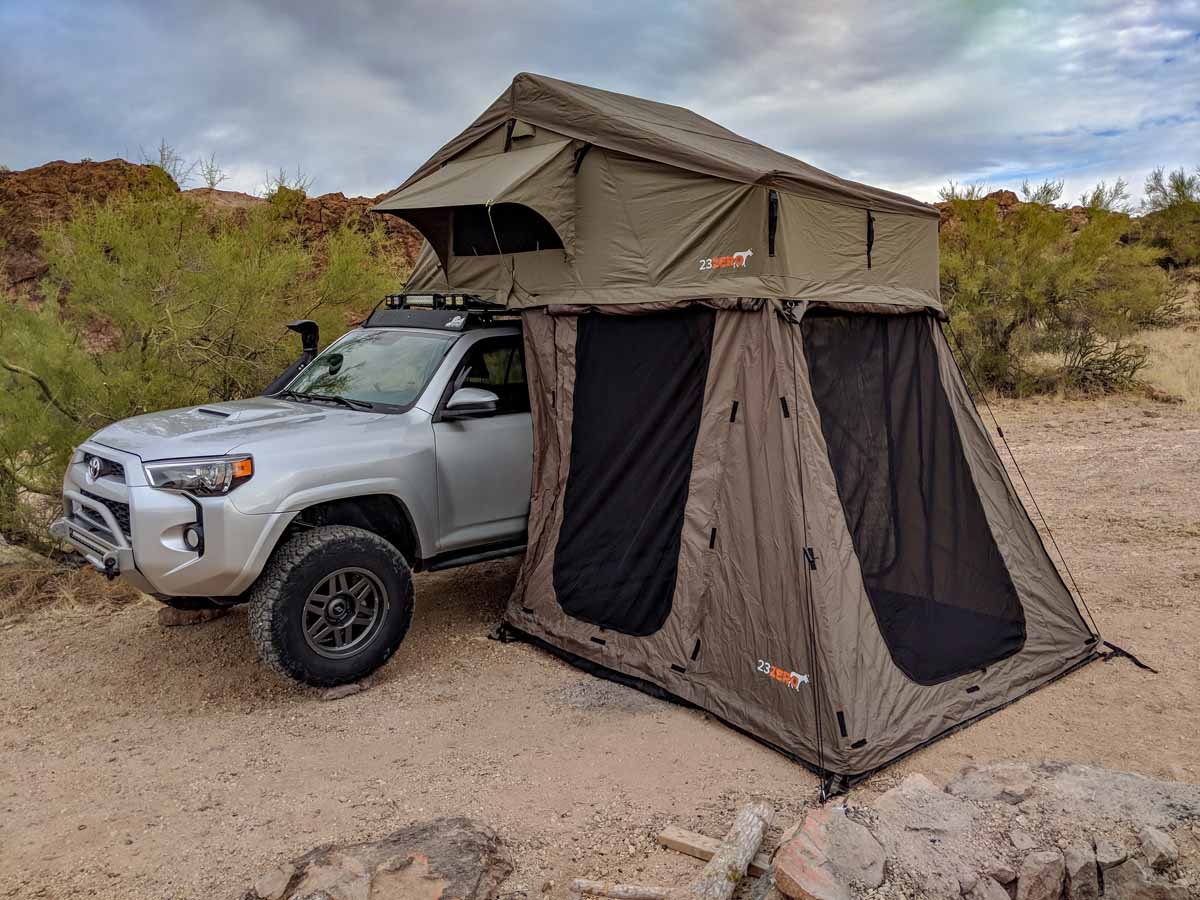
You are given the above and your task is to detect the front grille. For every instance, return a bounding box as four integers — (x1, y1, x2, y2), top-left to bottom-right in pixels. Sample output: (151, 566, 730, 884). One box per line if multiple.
(83, 453, 125, 483)
(80, 489, 131, 538)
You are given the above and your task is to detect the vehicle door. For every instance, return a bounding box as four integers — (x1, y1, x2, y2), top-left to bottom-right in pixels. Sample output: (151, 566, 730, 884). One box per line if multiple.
(431, 334, 533, 554)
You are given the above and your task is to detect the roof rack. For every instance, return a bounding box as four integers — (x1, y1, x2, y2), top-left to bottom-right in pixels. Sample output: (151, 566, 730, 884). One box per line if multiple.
(363, 293, 519, 331)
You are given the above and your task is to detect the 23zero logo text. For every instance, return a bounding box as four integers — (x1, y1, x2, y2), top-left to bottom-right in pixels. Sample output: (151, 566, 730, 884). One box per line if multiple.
(756, 658, 810, 692)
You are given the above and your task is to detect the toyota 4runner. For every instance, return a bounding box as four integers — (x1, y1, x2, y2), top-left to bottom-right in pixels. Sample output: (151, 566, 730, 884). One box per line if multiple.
(50, 295, 532, 685)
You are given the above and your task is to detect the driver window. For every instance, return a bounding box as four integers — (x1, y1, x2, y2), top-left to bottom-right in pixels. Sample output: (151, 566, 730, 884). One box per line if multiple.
(455, 339, 530, 415)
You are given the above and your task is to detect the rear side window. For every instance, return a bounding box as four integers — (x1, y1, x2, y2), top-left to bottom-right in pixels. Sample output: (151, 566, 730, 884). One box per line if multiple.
(802, 312, 1025, 685)
(553, 307, 716, 636)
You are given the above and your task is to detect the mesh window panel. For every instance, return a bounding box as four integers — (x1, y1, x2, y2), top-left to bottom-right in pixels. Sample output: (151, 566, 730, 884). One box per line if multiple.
(801, 312, 1025, 684)
(553, 307, 716, 636)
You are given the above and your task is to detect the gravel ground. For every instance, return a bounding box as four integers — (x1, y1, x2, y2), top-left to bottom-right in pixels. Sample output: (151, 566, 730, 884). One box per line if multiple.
(1, 396, 1197, 899)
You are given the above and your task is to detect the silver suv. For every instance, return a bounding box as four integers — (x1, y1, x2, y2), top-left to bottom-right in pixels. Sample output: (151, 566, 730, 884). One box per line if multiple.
(50, 296, 532, 685)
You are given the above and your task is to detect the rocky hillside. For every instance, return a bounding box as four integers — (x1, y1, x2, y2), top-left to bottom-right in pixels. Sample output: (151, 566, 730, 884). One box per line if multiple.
(0, 159, 422, 302)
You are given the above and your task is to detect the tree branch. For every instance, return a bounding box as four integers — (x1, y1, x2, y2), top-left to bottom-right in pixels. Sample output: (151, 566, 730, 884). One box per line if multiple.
(0, 357, 82, 424)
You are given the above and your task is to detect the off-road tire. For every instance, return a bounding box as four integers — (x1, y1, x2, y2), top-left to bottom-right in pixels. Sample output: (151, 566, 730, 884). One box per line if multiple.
(247, 525, 414, 686)
(155, 595, 241, 611)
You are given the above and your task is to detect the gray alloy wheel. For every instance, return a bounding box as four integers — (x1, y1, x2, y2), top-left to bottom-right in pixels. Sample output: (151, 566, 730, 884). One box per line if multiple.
(301, 567, 390, 659)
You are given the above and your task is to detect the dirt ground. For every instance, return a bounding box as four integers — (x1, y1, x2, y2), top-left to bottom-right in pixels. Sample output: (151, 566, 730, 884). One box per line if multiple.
(2, 396, 1198, 899)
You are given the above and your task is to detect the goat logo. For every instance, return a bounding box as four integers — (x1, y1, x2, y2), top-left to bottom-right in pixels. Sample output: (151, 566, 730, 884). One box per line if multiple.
(698, 248, 755, 272)
(756, 658, 809, 692)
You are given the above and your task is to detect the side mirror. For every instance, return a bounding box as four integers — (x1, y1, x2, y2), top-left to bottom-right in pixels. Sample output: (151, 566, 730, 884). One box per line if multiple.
(442, 387, 499, 420)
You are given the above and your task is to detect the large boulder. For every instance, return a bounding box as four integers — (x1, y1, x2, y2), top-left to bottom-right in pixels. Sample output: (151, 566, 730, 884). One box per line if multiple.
(772, 804, 885, 900)
(947, 763, 1036, 805)
(242, 817, 512, 900)
(871, 773, 1007, 899)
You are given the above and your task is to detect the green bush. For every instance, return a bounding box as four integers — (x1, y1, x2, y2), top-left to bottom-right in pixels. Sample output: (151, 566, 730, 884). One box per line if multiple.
(0, 188, 407, 552)
(940, 195, 1173, 393)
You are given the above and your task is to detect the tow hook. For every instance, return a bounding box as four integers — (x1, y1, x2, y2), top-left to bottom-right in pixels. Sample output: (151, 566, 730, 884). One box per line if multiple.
(102, 554, 118, 581)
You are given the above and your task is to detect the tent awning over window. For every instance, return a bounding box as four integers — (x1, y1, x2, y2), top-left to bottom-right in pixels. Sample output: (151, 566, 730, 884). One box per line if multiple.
(373, 139, 575, 265)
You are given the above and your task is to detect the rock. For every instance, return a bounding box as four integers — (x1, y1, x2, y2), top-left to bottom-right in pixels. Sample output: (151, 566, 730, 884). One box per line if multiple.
(960, 872, 979, 894)
(1096, 839, 1128, 870)
(946, 763, 1037, 804)
(251, 864, 296, 900)
(872, 773, 1000, 899)
(772, 856, 847, 900)
(965, 875, 1011, 900)
(1064, 844, 1099, 900)
(1010, 829, 1038, 852)
(157, 606, 227, 627)
(0, 159, 176, 301)
(772, 805, 885, 900)
(986, 861, 1019, 884)
(1138, 827, 1179, 872)
(320, 683, 365, 701)
(1016, 850, 1064, 900)
(1103, 858, 1188, 900)
(240, 817, 511, 900)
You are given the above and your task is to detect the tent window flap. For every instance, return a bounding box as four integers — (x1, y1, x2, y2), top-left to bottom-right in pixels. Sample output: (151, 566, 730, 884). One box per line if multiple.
(802, 312, 1026, 685)
(553, 307, 716, 636)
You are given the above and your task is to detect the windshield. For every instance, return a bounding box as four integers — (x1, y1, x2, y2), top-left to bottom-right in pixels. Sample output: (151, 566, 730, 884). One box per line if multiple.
(284, 329, 454, 410)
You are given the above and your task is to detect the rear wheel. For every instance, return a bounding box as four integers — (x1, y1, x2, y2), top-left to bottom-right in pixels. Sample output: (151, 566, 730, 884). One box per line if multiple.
(247, 525, 414, 686)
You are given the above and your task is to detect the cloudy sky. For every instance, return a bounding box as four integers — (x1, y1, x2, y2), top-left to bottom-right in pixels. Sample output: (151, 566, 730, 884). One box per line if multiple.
(2, 0, 1197, 206)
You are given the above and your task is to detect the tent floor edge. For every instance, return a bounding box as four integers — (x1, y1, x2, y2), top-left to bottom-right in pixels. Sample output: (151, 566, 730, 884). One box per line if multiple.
(501, 621, 1104, 789)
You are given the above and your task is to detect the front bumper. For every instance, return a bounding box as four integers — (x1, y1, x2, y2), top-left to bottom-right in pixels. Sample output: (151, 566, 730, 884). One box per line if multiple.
(52, 442, 293, 597)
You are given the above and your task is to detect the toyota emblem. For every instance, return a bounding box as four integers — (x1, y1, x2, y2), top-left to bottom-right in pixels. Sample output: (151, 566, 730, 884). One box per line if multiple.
(86, 456, 102, 483)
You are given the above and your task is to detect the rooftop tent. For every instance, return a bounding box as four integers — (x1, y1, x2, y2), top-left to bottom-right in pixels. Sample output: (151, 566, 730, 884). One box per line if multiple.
(375, 74, 1100, 782)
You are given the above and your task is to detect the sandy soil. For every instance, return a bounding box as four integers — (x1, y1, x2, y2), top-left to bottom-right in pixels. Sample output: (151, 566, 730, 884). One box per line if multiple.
(1, 396, 1197, 899)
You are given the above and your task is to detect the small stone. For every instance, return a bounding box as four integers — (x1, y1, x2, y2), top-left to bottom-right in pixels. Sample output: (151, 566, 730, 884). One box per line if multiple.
(986, 861, 1018, 884)
(1103, 858, 1188, 900)
(320, 683, 365, 701)
(251, 863, 296, 900)
(1096, 839, 1128, 870)
(1064, 844, 1099, 900)
(965, 876, 1011, 900)
(1016, 850, 1064, 900)
(157, 606, 226, 627)
(1138, 826, 1178, 872)
(959, 872, 979, 894)
(1011, 829, 1038, 852)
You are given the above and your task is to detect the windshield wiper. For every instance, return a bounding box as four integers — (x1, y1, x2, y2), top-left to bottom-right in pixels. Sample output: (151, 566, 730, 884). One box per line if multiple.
(277, 389, 374, 410)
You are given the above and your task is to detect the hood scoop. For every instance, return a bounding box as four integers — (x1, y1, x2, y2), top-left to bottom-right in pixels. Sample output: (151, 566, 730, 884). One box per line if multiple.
(197, 407, 232, 418)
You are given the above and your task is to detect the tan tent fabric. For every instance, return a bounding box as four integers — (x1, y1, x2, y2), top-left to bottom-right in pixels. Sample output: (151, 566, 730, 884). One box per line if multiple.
(380, 75, 1098, 780)
(506, 302, 1098, 779)
(395, 72, 936, 218)
(376, 138, 577, 269)
(377, 74, 941, 313)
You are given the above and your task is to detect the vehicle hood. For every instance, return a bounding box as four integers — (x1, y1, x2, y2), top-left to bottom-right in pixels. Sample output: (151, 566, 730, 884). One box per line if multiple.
(90, 397, 386, 460)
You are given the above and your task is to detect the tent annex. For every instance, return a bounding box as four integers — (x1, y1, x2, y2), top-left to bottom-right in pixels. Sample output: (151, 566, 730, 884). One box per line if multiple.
(374, 73, 1100, 781)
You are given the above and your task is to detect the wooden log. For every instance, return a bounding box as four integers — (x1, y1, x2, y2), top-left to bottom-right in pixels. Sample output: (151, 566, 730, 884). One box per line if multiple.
(681, 800, 774, 900)
(568, 878, 672, 900)
(656, 825, 772, 877)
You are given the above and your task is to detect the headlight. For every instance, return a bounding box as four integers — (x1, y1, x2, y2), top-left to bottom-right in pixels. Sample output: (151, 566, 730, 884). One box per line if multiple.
(143, 456, 253, 495)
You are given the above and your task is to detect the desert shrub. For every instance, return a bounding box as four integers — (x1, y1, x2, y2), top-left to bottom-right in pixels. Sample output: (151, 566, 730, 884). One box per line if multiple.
(941, 195, 1173, 393)
(0, 187, 407, 552)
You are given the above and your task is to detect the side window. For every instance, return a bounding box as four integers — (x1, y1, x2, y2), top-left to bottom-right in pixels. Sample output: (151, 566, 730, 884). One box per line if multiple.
(454, 338, 530, 414)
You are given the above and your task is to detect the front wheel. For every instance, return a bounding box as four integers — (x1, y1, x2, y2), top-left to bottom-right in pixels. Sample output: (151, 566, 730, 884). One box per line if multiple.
(247, 525, 414, 686)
